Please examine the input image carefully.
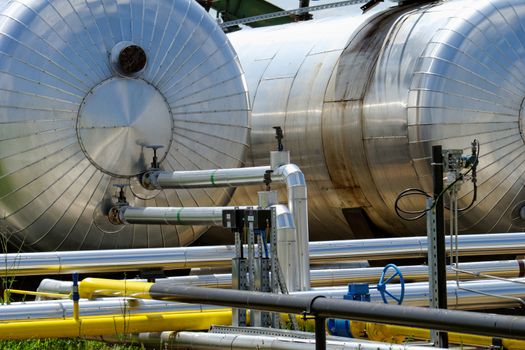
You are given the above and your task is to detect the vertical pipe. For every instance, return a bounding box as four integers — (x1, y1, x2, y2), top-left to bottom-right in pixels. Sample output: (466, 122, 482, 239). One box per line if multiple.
(315, 316, 326, 350)
(431, 145, 448, 348)
(72, 273, 79, 321)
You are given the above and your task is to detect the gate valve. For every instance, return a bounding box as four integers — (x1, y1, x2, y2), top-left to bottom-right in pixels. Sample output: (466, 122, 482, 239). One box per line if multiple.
(376, 263, 405, 305)
(108, 184, 129, 225)
(145, 145, 164, 169)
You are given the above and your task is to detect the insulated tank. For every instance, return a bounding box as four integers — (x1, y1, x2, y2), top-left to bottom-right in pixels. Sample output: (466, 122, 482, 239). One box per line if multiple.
(228, 0, 525, 239)
(0, 0, 249, 251)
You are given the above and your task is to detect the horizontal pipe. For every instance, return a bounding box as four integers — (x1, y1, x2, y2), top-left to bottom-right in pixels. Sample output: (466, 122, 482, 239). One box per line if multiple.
(145, 166, 271, 189)
(2, 233, 525, 276)
(120, 206, 226, 225)
(0, 309, 231, 340)
(38, 259, 525, 291)
(143, 284, 525, 340)
(359, 322, 525, 350)
(77, 277, 525, 311)
(0, 298, 223, 321)
(171, 331, 441, 350)
(3, 277, 525, 322)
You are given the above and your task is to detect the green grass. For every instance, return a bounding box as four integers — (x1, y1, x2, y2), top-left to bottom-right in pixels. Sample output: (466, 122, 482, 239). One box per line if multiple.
(0, 339, 143, 350)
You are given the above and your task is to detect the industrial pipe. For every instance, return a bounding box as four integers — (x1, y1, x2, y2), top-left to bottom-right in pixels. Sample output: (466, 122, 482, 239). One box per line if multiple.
(357, 323, 525, 350)
(142, 166, 271, 189)
(119, 206, 225, 226)
(0, 310, 232, 340)
(0, 298, 222, 321)
(139, 159, 310, 290)
(77, 277, 525, 311)
(171, 331, 441, 350)
(2, 233, 525, 276)
(137, 284, 525, 340)
(37, 259, 525, 292)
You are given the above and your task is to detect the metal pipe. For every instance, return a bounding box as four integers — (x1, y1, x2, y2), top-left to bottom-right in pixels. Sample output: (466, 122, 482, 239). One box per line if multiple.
(37, 259, 525, 292)
(144, 166, 271, 189)
(0, 309, 232, 340)
(119, 206, 226, 226)
(77, 277, 525, 311)
(2, 233, 525, 277)
(140, 161, 310, 290)
(4, 276, 525, 323)
(358, 322, 525, 350)
(171, 331, 441, 350)
(143, 284, 525, 340)
(0, 298, 223, 321)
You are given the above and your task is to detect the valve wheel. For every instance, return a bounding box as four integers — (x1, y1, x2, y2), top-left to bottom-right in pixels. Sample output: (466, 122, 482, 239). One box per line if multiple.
(377, 264, 405, 305)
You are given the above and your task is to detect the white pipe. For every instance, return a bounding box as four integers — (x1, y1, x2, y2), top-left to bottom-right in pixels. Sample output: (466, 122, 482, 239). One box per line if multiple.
(3, 233, 525, 277)
(171, 331, 442, 350)
(145, 166, 271, 189)
(140, 158, 310, 290)
(120, 206, 226, 225)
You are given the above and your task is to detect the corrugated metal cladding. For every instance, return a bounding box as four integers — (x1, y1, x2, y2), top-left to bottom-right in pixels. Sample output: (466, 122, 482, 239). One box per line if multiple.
(1, 0, 525, 251)
(229, 0, 525, 239)
(0, 0, 249, 251)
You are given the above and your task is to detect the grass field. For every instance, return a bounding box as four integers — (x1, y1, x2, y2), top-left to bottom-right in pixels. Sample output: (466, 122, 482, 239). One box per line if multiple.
(0, 339, 143, 350)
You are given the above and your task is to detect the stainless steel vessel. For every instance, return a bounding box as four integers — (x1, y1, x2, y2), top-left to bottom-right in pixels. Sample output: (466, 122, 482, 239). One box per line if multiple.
(1, 0, 525, 250)
(229, 0, 525, 239)
(0, 0, 249, 250)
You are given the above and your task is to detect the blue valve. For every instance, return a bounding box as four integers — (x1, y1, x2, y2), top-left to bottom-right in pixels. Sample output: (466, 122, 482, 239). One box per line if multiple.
(376, 263, 405, 305)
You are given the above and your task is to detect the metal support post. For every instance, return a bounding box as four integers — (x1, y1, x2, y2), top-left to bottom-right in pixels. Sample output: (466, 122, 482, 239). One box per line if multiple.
(315, 316, 326, 350)
(231, 257, 247, 327)
(431, 145, 448, 348)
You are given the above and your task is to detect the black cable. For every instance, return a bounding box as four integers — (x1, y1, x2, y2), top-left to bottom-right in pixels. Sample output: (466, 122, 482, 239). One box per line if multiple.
(394, 140, 480, 221)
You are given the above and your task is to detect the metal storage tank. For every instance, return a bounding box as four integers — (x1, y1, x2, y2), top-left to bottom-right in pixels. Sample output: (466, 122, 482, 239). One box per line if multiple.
(228, 0, 525, 239)
(0, 0, 249, 251)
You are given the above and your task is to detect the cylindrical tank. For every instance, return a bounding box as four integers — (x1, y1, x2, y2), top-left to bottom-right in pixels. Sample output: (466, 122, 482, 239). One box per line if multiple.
(2, 0, 525, 251)
(229, 0, 525, 240)
(0, 0, 249, 251)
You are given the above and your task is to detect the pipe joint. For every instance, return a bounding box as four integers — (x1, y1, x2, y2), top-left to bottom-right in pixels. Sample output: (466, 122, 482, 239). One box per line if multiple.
(140, 170, 161, 190)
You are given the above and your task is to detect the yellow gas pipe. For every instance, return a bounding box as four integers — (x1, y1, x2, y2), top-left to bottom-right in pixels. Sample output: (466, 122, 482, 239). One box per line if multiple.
(351, 322, 525, 350)
(0, 309, 231, 340)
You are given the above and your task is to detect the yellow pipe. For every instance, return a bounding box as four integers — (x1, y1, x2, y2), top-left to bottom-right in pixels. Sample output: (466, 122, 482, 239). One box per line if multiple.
(79, 278, 153, 299)
(3, 289, 70, 304)
(0, 309, 231, 340)
(355, 322, 525, 350)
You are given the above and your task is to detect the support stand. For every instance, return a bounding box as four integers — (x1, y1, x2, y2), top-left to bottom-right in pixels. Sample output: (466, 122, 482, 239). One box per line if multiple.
(429, 145, 448, 348)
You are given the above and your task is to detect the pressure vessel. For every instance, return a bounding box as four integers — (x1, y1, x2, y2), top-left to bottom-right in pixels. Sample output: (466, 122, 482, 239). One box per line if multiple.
(229, 0, 525, 239)
(0, 0, 249, 251)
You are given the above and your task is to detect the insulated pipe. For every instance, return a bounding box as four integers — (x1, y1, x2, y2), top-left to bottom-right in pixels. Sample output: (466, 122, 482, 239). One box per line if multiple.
(143, 166, 271, 189)
(143, 284, 525, 340)
(38, 260, 525, 292)
(359, 323, 525, 350)
(0, 298, 223, 321)
(140, 161, 310, 290)
(78, 277, 525, 311)
(2, 233, 525, 276)
(171, 331, 441, 350)
(119, 206, 226, 225)
(0, 310, 232, 340)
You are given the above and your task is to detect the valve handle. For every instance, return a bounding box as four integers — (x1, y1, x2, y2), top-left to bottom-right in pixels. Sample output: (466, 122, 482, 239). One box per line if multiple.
(377, 263, 405, 305)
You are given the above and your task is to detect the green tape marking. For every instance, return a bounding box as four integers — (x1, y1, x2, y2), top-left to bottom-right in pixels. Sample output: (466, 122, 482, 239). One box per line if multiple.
(176, 208, 183, 225)
(210, 170, 217, 186)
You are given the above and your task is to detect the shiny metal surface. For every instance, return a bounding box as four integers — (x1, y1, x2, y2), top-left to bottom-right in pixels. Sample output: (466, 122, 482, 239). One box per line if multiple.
(302, 278, 525, 310)
(0, 298, 219, 321)
(37, 259, 525, 291)
(229, 0, 525, 239)
(0, 0, 249, 250)
(172, 331, 439, 350)
(77, 78, 173, 177)
(2, 232, 525, 277)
